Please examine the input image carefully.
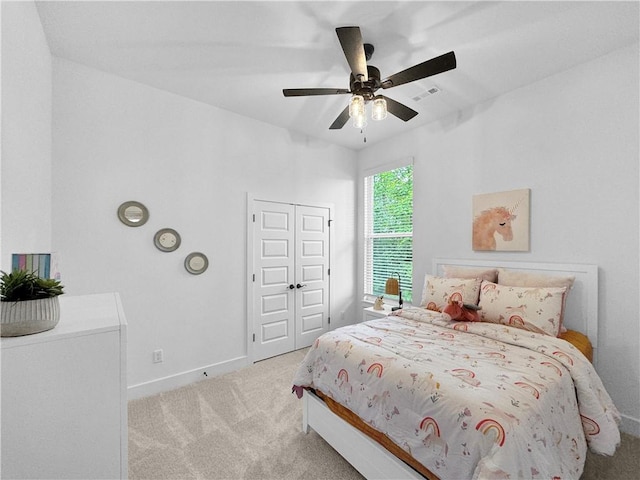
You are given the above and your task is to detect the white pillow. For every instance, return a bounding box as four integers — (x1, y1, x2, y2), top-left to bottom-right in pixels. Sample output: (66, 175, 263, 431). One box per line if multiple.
(478, 281, 567, 336)
(497, 269, 575, 334)
(421, 275, 482, 312)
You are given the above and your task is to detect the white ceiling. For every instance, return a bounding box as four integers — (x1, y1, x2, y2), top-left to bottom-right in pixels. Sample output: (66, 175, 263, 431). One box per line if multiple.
(35, 1, 639, 151)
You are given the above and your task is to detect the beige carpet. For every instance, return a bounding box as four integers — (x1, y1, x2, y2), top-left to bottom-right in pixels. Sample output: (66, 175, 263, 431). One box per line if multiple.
(129, 348, 362, 480)
(129, 348, 639, 479)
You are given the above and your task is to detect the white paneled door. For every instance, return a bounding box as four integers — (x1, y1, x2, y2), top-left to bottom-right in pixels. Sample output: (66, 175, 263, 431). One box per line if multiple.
(252, 200, 330, 362)
(295, 205, 330, 349)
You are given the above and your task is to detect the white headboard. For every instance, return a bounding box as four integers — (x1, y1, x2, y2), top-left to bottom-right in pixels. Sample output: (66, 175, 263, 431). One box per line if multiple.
(432, 259, 599, 364)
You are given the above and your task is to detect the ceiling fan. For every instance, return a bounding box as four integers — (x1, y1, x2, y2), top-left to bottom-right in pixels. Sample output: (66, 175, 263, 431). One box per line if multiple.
(283, 26, 457, 130)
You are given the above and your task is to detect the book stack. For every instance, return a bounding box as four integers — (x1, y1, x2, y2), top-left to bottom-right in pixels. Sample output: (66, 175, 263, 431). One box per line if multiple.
(11, 253, 60, 280)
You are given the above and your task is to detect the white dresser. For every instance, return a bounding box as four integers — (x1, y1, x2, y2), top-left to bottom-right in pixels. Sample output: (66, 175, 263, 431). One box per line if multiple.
(1, 293, 128, 479)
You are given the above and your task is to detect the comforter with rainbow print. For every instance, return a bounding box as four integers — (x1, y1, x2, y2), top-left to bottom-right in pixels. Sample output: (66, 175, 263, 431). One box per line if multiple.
(292, 306, 620, 479)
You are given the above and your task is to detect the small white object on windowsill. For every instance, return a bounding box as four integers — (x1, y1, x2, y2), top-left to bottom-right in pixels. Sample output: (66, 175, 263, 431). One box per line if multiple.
(373, 296, 385, 310)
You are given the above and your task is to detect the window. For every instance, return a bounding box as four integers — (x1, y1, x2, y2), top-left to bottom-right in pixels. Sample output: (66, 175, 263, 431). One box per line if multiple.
(364, 164, 413, 303)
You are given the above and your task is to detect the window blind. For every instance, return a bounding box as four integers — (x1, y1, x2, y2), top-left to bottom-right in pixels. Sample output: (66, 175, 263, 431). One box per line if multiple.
(364, 165, 413, 302)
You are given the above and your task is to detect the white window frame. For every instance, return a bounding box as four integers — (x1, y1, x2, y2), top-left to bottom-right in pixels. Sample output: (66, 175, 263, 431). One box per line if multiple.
(362, 157, 414, 305)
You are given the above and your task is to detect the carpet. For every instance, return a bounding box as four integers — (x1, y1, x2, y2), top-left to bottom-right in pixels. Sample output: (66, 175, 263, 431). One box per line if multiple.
(129, 349, 362, 479)
(129, 348, 639, 479)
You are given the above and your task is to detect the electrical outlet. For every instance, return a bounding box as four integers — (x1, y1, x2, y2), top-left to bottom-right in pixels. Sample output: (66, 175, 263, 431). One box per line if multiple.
(153, 349, 163, 363)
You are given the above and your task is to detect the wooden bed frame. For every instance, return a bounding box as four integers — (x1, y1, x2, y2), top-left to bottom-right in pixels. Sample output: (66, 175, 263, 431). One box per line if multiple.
(302, 390, 425, 479)
(301, 259, 599, 479)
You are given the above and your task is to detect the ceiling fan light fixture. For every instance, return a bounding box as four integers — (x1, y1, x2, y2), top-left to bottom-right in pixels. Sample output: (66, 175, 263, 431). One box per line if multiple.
(371, 96, 387, 121)
(348, 95, 365, 119)
(349, 95, 367, 128)
(283, 26, 456, 131)
(352, 112, 367, 129)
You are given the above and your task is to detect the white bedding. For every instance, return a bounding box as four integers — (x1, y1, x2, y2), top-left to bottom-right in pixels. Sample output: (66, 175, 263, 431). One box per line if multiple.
(292, 306, 620, 479)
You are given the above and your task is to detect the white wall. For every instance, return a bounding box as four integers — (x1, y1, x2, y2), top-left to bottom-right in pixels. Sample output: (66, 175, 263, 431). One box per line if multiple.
(357, 44, 640, 436)
(51, 58, 358, 396)
(1, 1, 52, 270)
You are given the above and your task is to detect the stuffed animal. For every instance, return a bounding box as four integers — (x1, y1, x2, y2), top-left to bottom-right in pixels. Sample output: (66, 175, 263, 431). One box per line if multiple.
(373, 296, 385, 310)
(442, 299, 481, 322)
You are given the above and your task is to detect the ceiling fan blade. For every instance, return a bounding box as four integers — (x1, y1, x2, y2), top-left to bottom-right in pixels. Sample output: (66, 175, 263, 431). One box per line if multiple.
(329, 106, 350, 130)
(283, 88, 350, 97)
(383, 96, 419, 122)
(381, 51, 456, 89)
(335, 26, 368, 82)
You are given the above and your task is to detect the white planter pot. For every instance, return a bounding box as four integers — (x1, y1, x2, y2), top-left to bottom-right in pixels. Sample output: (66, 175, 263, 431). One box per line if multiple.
(1, 296, 61, 337)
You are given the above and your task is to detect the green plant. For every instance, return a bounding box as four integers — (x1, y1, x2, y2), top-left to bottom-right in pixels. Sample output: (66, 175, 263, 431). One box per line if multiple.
(0, 270, 64, 302)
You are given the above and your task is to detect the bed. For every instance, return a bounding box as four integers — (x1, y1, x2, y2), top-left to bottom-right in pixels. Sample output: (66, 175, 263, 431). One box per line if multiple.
(292, 259, 620, 479)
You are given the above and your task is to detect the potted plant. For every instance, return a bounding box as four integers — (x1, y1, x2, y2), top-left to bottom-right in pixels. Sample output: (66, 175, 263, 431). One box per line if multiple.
(1, 269, 64, 337)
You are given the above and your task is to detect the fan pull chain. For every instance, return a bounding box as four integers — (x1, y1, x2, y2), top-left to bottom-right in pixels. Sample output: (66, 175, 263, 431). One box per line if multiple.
(361, 129, 366, 143)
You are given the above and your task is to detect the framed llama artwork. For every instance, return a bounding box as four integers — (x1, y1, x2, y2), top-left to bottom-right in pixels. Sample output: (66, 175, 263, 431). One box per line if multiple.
(472, 188, 530, 251)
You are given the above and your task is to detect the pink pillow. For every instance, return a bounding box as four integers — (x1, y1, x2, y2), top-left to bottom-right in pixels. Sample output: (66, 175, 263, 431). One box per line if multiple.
(443, 265, 498, 283)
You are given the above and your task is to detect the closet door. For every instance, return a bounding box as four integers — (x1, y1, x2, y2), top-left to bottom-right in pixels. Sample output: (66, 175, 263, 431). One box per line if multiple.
(295, 205, 330, 349)
(251, 200, 330, 362)
(253, 201, 296, 361)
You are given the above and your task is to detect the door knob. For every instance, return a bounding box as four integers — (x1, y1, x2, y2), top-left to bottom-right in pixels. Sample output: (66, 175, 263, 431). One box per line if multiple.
(296, 283, 307, 289)
(288, 284, 295, 290)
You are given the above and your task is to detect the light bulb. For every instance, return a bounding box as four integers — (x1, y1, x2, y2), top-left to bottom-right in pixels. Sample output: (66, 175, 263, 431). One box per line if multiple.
(352, 113, 367, 129)
(372, 96, 387, 121)
(348, 95, 365, 118)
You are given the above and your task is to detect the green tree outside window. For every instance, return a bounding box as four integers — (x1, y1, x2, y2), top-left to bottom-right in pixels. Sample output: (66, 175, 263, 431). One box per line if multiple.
(364, 165, 413, 303)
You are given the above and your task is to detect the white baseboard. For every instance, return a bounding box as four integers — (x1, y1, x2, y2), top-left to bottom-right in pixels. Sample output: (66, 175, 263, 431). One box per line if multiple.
(620, 413, 640, 437)
(127, 355, 249, 400)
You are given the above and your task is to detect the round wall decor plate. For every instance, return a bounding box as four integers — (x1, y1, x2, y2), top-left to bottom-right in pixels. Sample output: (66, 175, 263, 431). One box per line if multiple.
(154, 228, 181, 252)
(184, 252, 208, 275)
(117, 201, 149, 227)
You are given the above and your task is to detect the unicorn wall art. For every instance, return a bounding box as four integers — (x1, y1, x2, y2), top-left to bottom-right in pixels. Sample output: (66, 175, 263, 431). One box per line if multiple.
(472, 189, 530, 251)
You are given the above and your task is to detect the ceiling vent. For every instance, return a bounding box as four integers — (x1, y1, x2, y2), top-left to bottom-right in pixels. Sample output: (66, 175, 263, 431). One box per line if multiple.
(411, 85, 441, 102)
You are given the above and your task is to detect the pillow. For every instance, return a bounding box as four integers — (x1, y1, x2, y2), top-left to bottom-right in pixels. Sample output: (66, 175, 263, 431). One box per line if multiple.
(478, 280, 567, 336)
(497, 269, 575, 289)
(443, 265, 498, 283)
(421, 275, 482, 312)
(558, 329, 593, 362)
(498, 269, 575, 334)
